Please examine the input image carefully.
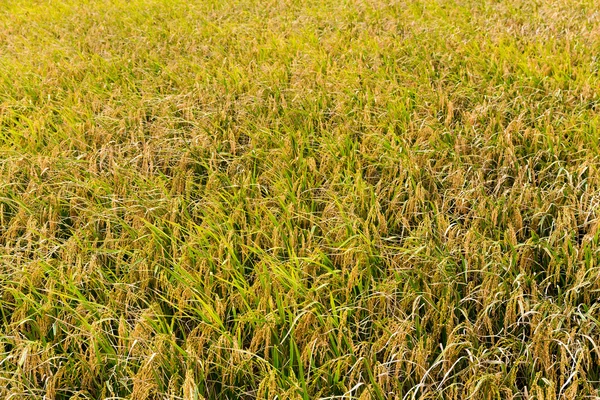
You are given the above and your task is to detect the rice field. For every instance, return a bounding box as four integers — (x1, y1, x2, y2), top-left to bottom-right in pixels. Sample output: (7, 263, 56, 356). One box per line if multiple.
(1, 0, 600, 399)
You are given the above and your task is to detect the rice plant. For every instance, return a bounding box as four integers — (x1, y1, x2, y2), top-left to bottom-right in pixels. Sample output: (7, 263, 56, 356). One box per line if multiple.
(1, 0, 599, 399)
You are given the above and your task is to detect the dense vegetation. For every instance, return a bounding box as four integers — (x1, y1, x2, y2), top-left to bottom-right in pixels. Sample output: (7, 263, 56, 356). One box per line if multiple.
(1, 0, 600, 398)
